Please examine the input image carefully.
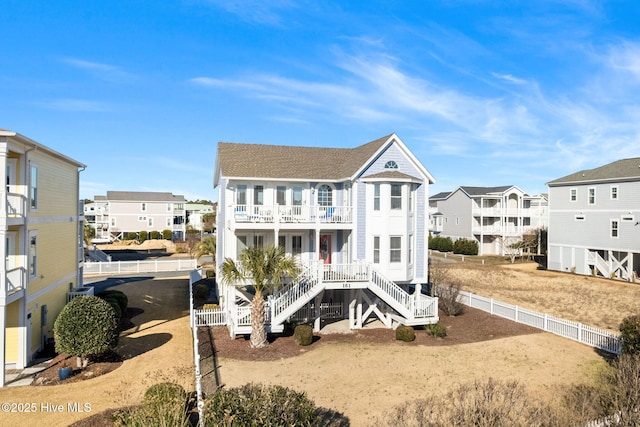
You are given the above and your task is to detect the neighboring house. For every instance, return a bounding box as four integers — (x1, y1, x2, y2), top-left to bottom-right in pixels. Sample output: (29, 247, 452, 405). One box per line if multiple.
(0, 129, 86, 385)
(213, 133, 439, 335)
(86, 191, 187, 241)
(185, 202, 215, 232)
(547, 158, 640, 282)
(428, 186, 547, 256)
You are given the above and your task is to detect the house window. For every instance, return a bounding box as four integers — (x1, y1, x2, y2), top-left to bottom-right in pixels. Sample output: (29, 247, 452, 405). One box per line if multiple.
(611, 186, 618, 200)
(167, 218, 172, 227)
(622, 215, 634, 222)
(588, 188, 596, 205)
(409, 185, 414, 213)
(390, 236, 401, 263)
(292, 186, 303, 206)
(29, 232, 37, 278)
(373, 184, 380, 211)
(611, 220, 619, 238)
(141, 203, 147, 212)
(292, 236, 302, 256)
(29, 165, 38, 210)
(276, 186, 286, 205)
(237, 236, 247, 258)
(111, 217, 116, 227)
(408, 235, 413, 264)
(570, 188, 577, 202)
(278, 235, 286, 249)
(373, 236, 380, 263)
(236, 185, 247, 205)
(138, 216, 147, 221)
(391, 184, 402, 210)
(253, 235, 264, 248)
(384, 161, 398, 169)
(317, 185, 332, 206)
(254, 186, 264, 205)
(148, 217, 153, 227)
(523, 200, 531, 209)
(455, 217, 459, 225)
(575, 215, 585, 221)
(167, 204, 172, 212)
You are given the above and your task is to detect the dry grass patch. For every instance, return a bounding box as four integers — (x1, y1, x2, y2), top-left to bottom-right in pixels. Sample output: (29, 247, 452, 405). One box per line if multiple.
(445, 261, 640, 331)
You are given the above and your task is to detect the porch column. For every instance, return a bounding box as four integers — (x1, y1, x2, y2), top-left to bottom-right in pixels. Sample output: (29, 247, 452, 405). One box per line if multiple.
(16, 298, 26, 369)
(313, 293, 322, 332)
(0, 305, 5, 387)
(315, 229, 320, 261)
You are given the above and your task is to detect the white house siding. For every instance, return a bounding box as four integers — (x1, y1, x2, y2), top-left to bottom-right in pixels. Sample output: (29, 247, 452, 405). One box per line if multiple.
(415, 183, 427, 280)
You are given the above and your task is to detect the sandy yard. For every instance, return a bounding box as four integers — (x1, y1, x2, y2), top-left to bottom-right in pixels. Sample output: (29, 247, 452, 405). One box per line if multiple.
(442, 260, 640, 332)
(0, 260, 624, 426)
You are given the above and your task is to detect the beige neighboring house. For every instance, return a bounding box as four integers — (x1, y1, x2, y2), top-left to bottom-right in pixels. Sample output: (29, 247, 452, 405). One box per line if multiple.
(0, 129, 86, 386)
(85, 191, 187, 242)
(185, 202, 215, 232)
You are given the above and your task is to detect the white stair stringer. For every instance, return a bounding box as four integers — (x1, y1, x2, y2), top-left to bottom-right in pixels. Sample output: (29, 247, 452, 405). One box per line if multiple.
(271, 276, 325, 326)
(367, 268, 413, 319)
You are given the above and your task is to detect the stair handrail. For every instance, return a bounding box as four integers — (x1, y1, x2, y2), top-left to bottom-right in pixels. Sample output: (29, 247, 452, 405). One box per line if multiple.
(271, 263, 320, 319)
(369, 267, 412, 313)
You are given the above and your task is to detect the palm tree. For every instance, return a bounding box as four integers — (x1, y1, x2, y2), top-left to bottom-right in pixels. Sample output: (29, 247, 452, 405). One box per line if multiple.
(195, 235, 216, 269)
(220, 245, 299, 348)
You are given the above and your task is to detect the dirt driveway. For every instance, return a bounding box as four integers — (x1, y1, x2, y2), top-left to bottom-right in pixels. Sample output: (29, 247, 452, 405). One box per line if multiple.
(0, 275, 194, 427)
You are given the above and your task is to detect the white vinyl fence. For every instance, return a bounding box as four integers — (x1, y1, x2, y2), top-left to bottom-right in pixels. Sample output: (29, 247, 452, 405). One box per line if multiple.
(456, 289, 622, 355)
(85, 258, 198, 275)
(188, 268, 205, 426)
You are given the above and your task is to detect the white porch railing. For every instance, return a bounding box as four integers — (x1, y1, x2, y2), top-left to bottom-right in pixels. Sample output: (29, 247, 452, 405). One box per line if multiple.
(194, 308, 227, 326)
(66, 287, 94, 303)
(6, 193, 26, 218)
(5, 267, 26, 295)
(84, 258, 197, 275)
(232, 204, 353, 225)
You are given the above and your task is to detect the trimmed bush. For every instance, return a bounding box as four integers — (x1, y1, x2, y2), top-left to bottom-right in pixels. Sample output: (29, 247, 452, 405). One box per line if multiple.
(395, 325, 416, 342)
(453, 238, 479, 256)
(53, 296, 119, 368)
(98, 290, 128, 314)
(620, 314, 640, 355)
(101, 297, 122, 319)
(205, 269, 215, 278)
(150, 230, 161, 240)
(113, 382, 190, 427)
(204, 383, 320, 427)
(162, 229, 172, 240)
(194, 283, 209, 300)
(293, 324, 314, 346)
(429, 235, 454, 252)
(139, 230, 148, 242)
(144, 382, 188, 408)
(426, 322, 447, 338)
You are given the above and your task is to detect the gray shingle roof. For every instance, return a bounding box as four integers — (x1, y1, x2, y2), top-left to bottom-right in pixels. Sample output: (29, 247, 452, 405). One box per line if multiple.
(105, 191, 186, 202)
(430, 191, 451, 200)
(216, 135, 391, 180)
(460, 186, 514, 196)
(547, 157, 640, 185)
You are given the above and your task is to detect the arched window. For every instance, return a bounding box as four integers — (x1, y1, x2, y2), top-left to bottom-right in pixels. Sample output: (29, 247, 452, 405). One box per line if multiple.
(384, 160, 398, 169)
(317, 185, 332, 206)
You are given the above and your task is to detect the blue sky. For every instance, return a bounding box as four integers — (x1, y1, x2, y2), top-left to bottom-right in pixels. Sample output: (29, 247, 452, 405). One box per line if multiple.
(2, 1, 640, 201)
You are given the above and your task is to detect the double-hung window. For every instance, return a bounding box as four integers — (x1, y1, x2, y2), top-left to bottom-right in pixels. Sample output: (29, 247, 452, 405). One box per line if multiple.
(29, 165, 38, 210)
(390, 236, 401, 263)
(611, 220, 619, 238)
(588, 188, 596, 205)
(373, 236, 380, 263)
(254, 186, 264, 205)
(236, 185, 247, 205)
(373, 183, 380, 211)
(276, 186, 286, 205)
(391, 184, 402, 210)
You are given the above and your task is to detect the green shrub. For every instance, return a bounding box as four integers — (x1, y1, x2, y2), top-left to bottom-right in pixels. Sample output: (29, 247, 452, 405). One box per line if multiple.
(426, 322, 447, 338)
(150, 230, 161, 240)
(205, 269, 215, 278)
(293, 324, 314, 346)
(98, 290, 128, 313)
(53, 296, 119, 368)
(194, 283, 209, 299)
(101, 296, 122, 319)
(620, 314, 640, 355)
(453, 238, 479, 255)
(139, 231, 148, 242)
(126, 232, 138, 240)
(395, 325, 416, 342)
(113, 382, 190, 427)
(162, 229, 172, 240)
(429, 235, 454, 252)
(204, 383, 320, 427)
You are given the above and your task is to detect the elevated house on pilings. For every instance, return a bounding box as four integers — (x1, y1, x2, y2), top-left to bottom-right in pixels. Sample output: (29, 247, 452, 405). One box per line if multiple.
(547, 158, 640, 282)
(213, 133, 439, 336)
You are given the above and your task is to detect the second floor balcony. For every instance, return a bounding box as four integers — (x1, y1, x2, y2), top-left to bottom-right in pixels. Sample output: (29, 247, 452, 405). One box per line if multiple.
(231, 204, 353, 227)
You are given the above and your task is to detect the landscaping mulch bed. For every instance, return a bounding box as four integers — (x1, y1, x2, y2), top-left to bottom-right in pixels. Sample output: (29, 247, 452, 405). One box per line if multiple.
(198, 306, 542, 362)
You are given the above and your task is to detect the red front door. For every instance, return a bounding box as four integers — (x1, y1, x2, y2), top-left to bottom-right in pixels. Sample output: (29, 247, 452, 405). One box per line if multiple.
(319, 234, 331, 264)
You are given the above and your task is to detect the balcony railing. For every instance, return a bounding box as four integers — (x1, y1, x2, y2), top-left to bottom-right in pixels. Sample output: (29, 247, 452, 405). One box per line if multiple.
(232, 204, 353, 225)
(472, 225, 535, 236)
(472, 207, 533, 217)
(5, 267, 26, 296)
(6, 193, 27, 219)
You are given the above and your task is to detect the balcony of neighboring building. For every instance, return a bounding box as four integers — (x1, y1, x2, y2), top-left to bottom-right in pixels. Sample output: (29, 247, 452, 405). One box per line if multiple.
(229, 204, 354, 230)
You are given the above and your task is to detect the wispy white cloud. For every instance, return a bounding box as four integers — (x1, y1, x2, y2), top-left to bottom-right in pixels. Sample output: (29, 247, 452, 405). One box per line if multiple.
(201, 0, 298, 25)
(35, 98, 113, 112)
(61, 57, 134, 83)
(491, 73, 528, 85)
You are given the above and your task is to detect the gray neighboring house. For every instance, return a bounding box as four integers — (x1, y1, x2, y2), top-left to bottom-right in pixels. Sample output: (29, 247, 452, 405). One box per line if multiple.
(85, 191, 187, 241)
(547, 158, 640, 282)
(429, 186, 547, 256)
